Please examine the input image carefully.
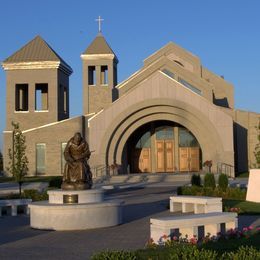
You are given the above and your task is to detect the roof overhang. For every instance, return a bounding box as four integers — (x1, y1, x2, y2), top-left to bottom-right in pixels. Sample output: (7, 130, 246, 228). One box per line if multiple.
(80, 53, 118, 63)
(2, 61, 73, 75)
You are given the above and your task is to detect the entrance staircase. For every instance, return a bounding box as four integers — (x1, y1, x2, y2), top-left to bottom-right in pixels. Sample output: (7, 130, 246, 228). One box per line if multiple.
(92, 172, 207, 189)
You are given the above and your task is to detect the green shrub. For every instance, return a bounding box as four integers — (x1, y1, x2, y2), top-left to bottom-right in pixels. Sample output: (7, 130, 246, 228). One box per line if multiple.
(218, 174, 228, 191)
(221, 246, 260, 260)
(177, 186, 183, 195)
(225, 187, 246, 200)
(23, 189, 48, 201)
(177, 186, 246, 200)
(204, 173, 216, 189)
(168, 245, 218, 260)
(191, 174, 201, 187)
(91, 250, 137, 260)
(49, 176, 62, 188)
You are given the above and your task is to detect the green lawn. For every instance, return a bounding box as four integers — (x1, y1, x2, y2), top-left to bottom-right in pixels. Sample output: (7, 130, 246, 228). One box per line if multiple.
(236, 172, 249, 178)
(223, 199, 260, 214)
(0, 176, 61, 183)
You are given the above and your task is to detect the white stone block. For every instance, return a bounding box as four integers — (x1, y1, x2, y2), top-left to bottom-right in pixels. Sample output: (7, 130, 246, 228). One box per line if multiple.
(246, 169, 260, 203)
(150, 212, 237, 244)
(169, 196, 222, 214)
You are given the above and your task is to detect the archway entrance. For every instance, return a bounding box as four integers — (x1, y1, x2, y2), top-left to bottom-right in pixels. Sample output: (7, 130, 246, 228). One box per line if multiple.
(125, 120, 201, 173)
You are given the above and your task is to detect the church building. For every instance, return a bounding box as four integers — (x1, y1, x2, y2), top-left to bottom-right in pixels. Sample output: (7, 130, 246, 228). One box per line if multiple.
(2, 29, 260, 177)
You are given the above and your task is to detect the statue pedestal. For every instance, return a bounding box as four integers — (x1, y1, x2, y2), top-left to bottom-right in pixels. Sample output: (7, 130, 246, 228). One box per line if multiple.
(48, 189, 104, 204)
(29, 189, 123, 231)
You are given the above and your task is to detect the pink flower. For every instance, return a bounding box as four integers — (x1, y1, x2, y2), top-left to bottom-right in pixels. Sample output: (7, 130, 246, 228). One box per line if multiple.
(248, 226, 253, 230)
(173, 236, 178, 241)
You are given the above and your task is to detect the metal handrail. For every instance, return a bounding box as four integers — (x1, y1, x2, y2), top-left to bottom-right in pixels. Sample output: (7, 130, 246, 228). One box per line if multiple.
(217, 162, 234, 178)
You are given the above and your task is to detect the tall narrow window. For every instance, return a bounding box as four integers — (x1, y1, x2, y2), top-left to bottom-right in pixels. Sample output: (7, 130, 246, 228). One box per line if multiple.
(15, 84, 28, 111)
(36, 143, 46, 174)
(101, 65, 108, 85)
(61, 142, 67, 174)
(35, 83, 48, 110)
(178, 78, 202, 95)
(63, 86, 67, 113)
(88, 66, 96, 85)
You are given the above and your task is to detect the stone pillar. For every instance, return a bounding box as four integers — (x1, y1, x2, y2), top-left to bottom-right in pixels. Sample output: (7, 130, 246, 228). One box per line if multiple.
(194, 203, 205, 214)
(96, 65, 101, 86)
(11, 205, 17, 216)
(170, 201, 182, 212)
(174, 127, 179, 171)
(151, 122, 156, 173)
(226, 220, 237, 231)
(182, 203, 194, 213)
(204, 223, 221, 237)
(179, 226, 198, 239)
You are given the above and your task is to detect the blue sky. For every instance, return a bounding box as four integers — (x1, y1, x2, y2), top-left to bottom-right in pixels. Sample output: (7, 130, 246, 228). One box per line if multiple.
(0, 0, 260, 150)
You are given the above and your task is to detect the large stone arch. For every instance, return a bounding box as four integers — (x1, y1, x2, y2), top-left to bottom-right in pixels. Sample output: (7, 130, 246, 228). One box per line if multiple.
(98, 98, 227, 172)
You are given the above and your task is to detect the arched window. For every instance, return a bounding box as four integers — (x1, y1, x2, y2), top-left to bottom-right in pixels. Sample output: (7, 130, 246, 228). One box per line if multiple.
(174, 60, 184, 67)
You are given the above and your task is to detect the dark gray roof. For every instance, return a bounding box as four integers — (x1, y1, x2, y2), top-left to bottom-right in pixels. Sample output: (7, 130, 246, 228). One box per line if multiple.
(83, 33, 116, 56)
(3, 35, 72, 70)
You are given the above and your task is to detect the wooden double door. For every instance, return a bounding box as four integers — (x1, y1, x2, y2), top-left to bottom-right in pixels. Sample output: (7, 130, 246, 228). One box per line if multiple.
(156, 140, 174, 172)
(179, 147, 200, 172)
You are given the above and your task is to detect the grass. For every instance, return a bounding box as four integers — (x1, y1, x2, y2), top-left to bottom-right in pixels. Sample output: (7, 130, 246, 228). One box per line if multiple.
(236, 172, 249, 178)
(0, 176, 61, 183)
(223, 199, 260, 214)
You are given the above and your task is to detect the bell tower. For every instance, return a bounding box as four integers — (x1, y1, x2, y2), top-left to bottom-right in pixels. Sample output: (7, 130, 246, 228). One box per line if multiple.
(2, 35, 73, 131)
(81, 18, 118, 115)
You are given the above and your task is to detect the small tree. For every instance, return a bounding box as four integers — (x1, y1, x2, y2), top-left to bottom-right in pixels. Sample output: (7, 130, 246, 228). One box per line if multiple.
(203, 173, 216, 189)
(0, 150, 3, 173)
(191, 174, 201, 187)
(218, 173, 228, 192)
(254, 121, 260, 168)
(7, 122, 29, 197)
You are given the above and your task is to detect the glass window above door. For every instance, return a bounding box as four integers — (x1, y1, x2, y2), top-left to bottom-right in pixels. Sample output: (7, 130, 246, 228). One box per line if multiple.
(156, 126, 174, 140)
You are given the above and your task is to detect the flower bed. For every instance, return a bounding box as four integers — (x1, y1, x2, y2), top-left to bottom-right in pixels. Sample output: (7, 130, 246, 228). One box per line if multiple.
(91, 228, 260, 259)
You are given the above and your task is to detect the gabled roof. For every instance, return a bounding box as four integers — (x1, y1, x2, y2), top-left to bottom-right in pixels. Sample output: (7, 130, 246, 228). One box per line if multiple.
(83, 33, 116, 56)
(3, 35, 72, 71)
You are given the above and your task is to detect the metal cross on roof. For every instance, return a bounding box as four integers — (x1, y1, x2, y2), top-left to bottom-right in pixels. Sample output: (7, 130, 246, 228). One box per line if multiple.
(95, 16, 104, 33)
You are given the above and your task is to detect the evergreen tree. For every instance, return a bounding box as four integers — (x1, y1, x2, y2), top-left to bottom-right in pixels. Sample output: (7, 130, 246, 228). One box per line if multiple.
(7, 122, 29, 197)
(254, 121, 260, 168)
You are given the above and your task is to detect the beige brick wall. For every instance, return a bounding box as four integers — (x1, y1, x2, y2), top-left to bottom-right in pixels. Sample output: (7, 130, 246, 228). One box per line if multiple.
(234, 110, 260, 172)
(3, 116, 84, 176)
(5, 68, 69, 131)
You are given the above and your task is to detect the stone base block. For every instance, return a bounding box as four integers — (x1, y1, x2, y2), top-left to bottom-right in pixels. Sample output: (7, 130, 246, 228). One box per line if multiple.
(29, 200, 123, 231)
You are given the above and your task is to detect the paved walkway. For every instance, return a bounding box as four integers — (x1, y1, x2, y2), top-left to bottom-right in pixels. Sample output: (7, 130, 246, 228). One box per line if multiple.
(0, 187, 259, 260)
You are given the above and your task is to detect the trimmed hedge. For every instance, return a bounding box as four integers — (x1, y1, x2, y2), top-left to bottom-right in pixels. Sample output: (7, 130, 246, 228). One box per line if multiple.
(23, 189, 48, 201)
(0, 189, 48, 201)
(49, 176, 62, 188)
(177, 186, 246, 200)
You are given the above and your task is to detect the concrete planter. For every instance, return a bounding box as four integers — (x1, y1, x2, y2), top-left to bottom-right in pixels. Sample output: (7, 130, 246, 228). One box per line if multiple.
(246, 169, 260, 203)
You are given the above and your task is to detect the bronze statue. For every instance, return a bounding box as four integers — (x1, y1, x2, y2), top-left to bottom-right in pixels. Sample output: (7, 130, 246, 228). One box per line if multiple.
(61, 132, 92, 190)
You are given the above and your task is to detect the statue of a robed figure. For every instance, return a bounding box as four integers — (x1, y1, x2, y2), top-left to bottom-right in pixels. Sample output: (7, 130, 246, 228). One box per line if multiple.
(61, 132, 92, 190)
